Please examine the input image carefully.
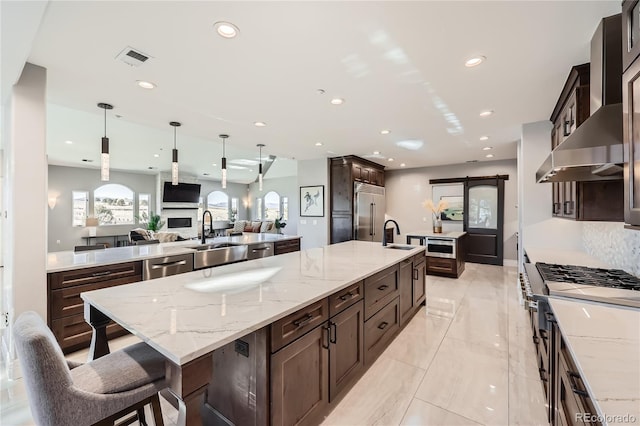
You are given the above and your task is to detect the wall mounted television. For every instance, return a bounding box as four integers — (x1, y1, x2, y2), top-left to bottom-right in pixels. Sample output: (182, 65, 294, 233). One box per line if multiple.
(162, 182, 201, 203)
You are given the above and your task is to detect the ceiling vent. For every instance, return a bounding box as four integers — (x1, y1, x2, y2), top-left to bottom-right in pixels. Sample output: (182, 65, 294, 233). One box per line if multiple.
(115, 46, 152, 67)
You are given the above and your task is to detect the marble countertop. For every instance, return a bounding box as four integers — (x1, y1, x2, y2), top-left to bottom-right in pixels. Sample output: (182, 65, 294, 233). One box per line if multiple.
(81, 241, 424, 365)
(549, 298, 640, 423)
(47, 234, 301, 273)
(524, 247, 610, 268)
(406, 230, 467, 239)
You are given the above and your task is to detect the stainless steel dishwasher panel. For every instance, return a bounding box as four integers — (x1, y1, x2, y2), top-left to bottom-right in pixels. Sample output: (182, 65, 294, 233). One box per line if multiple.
(193, 244, 248, 270)
(142, 253, 194, 280)
(247, 242, 274, 260)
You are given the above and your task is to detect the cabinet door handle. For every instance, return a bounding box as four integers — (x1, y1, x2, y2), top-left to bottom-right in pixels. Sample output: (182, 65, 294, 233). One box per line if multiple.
(568, 371, 589, 397)
(378, 321, 389, 330)
(151, 260, 187, 269)
(563, 201, 574, 215)
(377, 284, 389, 291)
(329, 321, 337, 344)
(292, 313, 313, 327)
(91, 271, 112, 277)
(339, 291, 354, 301)
(322, 325, 330, 349)
(563, 120, 571, 137)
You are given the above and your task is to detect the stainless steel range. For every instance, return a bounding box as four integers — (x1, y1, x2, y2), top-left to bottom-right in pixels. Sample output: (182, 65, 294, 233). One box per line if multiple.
(536, 262, 640, 308)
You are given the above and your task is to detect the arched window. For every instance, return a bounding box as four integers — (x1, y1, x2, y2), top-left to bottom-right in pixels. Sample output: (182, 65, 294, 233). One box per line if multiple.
(206, 191, 229, 220)
(264, 191, 281, 220)
(94, 184, 134, 225)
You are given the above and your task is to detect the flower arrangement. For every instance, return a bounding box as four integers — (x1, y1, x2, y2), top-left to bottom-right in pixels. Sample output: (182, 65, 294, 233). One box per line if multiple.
(423, 199, 448, 233)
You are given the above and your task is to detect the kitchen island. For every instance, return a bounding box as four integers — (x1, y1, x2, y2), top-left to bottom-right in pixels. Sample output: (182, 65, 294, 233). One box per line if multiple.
(406, 230, 467, 278)
(81, 241, 426, 426)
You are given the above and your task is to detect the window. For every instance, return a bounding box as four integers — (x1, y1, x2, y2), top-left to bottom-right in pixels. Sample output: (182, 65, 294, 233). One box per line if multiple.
(256, 198, 263, 220)
(72, 191, 88, 226)
(206, 191, 229, 220)
(282, 196, 289, 221)
(94, 184, 134, 225)
(138, 193, 150, 223)
(264, 191, 280, 220)
(231, 197, 239, 222)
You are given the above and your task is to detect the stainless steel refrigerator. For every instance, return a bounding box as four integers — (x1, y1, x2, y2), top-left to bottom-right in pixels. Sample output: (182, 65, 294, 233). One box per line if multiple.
(354, 183, 386, 242)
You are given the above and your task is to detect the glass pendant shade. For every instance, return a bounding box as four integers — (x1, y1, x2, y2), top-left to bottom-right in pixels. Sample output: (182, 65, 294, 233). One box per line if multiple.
(97, 103, 113, 181)
(170, 122, 181, 185)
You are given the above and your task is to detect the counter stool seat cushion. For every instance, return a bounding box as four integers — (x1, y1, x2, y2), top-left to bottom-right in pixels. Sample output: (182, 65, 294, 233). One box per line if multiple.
(71, 342, 166, 394)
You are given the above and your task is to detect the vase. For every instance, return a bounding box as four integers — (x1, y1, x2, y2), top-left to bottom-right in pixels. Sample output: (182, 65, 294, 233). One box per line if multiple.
(433, 218, 442, 234)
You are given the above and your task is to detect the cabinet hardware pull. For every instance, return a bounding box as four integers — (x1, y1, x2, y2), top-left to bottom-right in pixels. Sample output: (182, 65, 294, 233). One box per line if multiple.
(378, 321, 388, 330)
(151, 260, 187, 269)
(91, 271, 112, 277)
(339, 291, 353, 301)
(292, 313, 313, 327)
(329, 321, 337, 344)
(413, 269, 418, 280)
(568, 371, 589, 397)
(322, 325, 330, 349)
(377, 284, 389, 291)
(252, 247, 270, 252)
(563, 121, 571, 137)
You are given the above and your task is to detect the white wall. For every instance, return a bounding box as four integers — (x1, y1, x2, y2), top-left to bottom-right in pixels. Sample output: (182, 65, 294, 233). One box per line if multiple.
(4, 63, 48, 330)
(48, 165, 157, 251)
(247, 176, 299, 237)
(296, 159, 329, 249)
(385, 159, 519, 261)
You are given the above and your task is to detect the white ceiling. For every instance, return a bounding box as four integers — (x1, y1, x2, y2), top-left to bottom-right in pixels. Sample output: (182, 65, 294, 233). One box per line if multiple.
(26, 1, 620, 182)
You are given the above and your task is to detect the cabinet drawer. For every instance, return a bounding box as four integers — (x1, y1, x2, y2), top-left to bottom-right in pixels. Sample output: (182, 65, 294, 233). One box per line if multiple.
(426, 257, 455, 273)
(48, 261, 142, 290)
(364, 297, 399, 366)
(274, 239, 300, 255)
(271, 298, 329, 353)
(413, 253, 426, 264)
(51, 314, 127, 354)
(329, 281, 363, 317)
(50, 279, 140, 320)
(363, 264, 398, 320)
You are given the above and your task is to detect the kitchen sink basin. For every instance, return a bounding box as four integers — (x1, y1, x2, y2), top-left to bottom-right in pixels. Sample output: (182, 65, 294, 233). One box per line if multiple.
(384, 245, 415, 250)
(189, 242, 248, 269)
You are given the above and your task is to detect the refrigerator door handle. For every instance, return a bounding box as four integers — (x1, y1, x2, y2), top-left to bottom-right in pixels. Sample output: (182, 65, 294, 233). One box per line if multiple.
(372, 203, 375, 236)
(370, 203, 374, 236)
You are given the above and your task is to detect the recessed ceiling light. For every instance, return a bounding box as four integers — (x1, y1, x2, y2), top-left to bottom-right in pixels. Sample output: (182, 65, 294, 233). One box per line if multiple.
(483, 146, 493, 151)
(380, 130, 390, 135)
(136, 80, 156, 89)
(148, 166, 156, 170)
(330, 98, 344, 105)
(465, 56, 486, 67)
(315, 142, 323, 146)
(153, 153, 160, 158)
(212, 163, 217, 167)
(373, 151, 380, 155)
(254, 121, 267, 127)
(203, 172, 210, 176)
(214, 21, 239, 38)
(65, 140, 73, 144)
(400, 163, 406, 167)
(479, 136, 489, 141)
(486, 154, 494, 158)
(388, 158, 394, 162)
(479, 110, 494, 117)
(316, 89, 325, 95)
(249, 169, 253, 172)
(81, 159, 93, 163)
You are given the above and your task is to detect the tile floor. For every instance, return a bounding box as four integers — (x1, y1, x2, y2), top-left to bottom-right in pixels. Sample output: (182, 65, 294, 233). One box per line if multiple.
(0, 263, 548, 425)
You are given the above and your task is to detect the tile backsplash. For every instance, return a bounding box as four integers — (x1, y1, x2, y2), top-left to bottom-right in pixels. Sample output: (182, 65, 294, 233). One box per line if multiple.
(582, 222, 640, 277)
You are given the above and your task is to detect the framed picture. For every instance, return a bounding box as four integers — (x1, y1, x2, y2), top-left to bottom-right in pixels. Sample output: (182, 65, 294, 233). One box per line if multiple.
(440, 195, 464, 221)
(300, 185, 324, 217)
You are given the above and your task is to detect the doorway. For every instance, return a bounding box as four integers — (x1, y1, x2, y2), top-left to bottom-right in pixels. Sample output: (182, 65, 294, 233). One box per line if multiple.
(463, 177, 506, 266)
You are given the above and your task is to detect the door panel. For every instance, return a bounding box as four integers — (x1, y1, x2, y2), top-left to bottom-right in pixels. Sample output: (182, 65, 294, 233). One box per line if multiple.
(355, 193, 372, 241)
(464, 178, 505, 265)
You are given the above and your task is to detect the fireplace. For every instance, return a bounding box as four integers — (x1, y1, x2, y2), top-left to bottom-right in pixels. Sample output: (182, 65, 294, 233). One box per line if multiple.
(168, 217, 192, 229)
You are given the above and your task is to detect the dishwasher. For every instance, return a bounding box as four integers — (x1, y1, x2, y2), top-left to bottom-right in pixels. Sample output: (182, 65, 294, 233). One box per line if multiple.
(142, 253, 194, 280)
(247, 242, 274, 260)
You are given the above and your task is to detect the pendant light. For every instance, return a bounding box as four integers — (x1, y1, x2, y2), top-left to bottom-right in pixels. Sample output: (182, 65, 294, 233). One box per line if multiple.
(170, 121, 181, 185)
(97, 103, 113, 181)
(219, 134, 229, 189)
(257, 143, 265, 191)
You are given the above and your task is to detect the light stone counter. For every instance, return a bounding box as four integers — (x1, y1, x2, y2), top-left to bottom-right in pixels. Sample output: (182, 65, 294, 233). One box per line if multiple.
(47, 234, 301, 273)
(525, 246, 611, 268)
(406, 230, 467, 240)
(81, 241, 424, 365)
(549, 298, 640, 424)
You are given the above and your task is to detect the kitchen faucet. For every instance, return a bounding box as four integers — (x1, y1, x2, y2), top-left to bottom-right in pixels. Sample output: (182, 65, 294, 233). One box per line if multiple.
(382, 219, 400, 246)
(202, 210, 212, 244)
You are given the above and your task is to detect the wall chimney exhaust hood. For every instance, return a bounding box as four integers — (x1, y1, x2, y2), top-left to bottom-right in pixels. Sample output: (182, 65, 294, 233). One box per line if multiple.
(536, 14, 623, 183)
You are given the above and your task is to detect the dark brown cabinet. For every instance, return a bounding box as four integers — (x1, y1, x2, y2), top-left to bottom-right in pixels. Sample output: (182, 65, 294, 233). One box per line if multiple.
(398, 257, 414, 327)
(328, 300, 364, 401)
(623, 0, 640, 73)
(47, 261, 142, 353)
(330, 155, 385, 244)
(412, 253, 426, 307)
(274, 238, 301, 255)
(623, 33, 640, 227)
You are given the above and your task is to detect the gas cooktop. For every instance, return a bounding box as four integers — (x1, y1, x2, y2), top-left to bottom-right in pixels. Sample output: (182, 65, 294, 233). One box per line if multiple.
(535, 263, 640, 308)
(536, 263, 640, 291)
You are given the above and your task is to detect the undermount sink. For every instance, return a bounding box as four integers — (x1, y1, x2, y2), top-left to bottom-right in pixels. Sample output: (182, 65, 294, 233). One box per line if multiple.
(188, 243, 248, 269)
(385, 245, 415, 250)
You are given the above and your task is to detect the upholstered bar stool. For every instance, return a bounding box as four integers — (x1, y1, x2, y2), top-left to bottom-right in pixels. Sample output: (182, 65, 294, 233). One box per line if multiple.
(13, 311, 167, 426)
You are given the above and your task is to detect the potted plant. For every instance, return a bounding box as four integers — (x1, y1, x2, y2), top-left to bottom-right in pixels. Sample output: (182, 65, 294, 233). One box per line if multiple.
(275, 216, 287, 234)
(138, 211, 165, 232)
